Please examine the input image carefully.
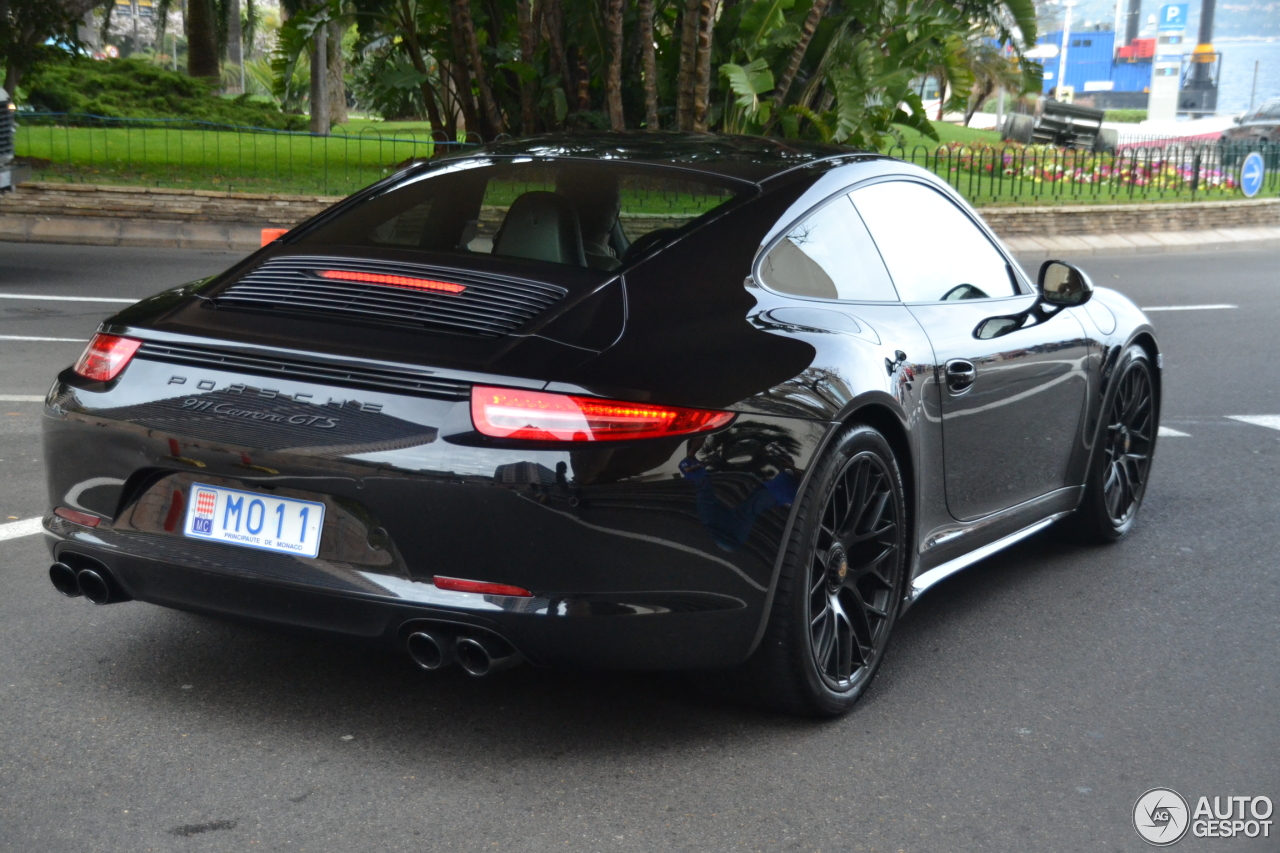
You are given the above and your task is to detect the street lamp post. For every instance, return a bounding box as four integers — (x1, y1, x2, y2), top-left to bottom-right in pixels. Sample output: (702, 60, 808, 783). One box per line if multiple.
(1055, 0, 1075, 101)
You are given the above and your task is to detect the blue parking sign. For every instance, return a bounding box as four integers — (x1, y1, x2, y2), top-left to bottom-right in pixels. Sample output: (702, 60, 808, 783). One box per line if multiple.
(1158, 3, 1188, 30)
(1240, 151, 1265, 198)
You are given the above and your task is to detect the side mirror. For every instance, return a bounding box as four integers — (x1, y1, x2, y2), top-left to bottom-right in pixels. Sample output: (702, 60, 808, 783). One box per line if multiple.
(973, 260, 1093, 340)
(1039, 260, 1093, 307)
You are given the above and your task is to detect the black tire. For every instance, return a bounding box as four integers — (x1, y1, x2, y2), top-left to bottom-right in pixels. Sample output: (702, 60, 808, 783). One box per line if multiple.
(1002, 113, 1035, 145)
(746, 424, 908, 716)
(1093, 128, 1119, 154)
(1073, 346, 1157, 542)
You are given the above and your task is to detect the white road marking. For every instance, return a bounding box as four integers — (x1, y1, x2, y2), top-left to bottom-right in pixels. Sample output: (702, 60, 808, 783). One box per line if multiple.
(0, 395, 44, 402)
(1140, 304, 1237, 312)
(1228, 415, 1280, 432)
(1158, 426, 1190, 437)
(0, 517, 43, 542)
(0, 336, 86, 342)
(0, 293, 137, 304)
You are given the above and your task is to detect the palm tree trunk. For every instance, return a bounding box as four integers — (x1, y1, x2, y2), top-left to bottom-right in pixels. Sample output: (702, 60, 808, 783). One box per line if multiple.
(396, 0, 450, 137)
(516, 0, 538, 134)
(691, 0, 719, 131)
(309, 21, 330, 134)
(451, 0, 505, 137)
(446, 6, 483, 138)
(772, 0, 831, 113)
(638, 0, 659, 128)
(326, 21, 347, 125)
(936, 78, 946, 121)
(676, 0, 700, 130)
(225, 0, 243, 93)
(186, 0, 221, 80)
(605, 0, 626, 130)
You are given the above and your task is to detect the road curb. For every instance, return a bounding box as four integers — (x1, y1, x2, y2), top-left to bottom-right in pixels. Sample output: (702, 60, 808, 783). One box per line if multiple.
(2, 213, 1279, 258)
(1005, 226, 1280, 259)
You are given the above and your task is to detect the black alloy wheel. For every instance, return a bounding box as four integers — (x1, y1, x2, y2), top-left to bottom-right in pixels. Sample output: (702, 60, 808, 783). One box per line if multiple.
(1075, 346, 1158, 542)
(808, 451, 901, 690)
(1102, 358, 1154, 526)
(746, 424, 907, 716)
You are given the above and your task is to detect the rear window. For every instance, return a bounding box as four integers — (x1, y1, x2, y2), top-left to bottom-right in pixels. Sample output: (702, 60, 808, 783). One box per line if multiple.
(295, 160, 746, 271)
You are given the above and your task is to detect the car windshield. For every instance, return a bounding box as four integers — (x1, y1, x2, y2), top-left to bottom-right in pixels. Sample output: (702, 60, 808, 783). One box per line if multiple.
(294, 159, 747, 272)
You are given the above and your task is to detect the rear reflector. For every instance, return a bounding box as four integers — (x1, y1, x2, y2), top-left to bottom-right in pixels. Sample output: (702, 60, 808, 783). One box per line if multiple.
(318, 269, 466, 294)
(471, 386, 735, 442)
(54, 507, 101, 527)
(433, 576, 533, 597)
(73, 334, 143, 382)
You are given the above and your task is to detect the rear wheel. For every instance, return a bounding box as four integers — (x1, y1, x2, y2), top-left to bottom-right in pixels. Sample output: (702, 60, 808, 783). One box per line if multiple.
(747, 425, 907, 716)
(1074, 346, 1157, 542)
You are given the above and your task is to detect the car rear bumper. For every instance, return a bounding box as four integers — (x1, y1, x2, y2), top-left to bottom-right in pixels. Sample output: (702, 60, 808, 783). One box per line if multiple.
(42, 355, 825, 670)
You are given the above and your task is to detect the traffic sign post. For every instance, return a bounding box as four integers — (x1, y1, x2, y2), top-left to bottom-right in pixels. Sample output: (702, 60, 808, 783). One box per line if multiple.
(1240, 151, 1265, 198)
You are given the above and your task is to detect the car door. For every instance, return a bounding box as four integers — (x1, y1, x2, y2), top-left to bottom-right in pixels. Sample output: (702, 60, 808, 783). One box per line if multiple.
(851, 179, 1091, 521)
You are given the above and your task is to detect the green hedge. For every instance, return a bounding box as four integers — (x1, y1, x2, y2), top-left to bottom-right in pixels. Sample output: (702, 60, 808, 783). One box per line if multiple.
(22, 58, 307, 131)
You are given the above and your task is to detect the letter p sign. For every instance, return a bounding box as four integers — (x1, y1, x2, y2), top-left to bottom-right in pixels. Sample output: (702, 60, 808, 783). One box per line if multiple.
(1158, 4, 1187, 29)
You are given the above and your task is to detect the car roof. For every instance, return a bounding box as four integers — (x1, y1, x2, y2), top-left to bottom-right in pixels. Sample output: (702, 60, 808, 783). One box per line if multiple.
(450, 132, 871, 183)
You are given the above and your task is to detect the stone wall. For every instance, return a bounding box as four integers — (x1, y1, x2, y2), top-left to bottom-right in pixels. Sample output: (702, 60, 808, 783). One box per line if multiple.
(2, 181, 1278, 251)
(980, 197, 1280, 237)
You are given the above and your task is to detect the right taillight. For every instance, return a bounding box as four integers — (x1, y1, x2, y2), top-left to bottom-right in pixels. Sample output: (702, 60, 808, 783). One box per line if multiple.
(471, 386, 734, 442)
(73, 334, 142, 382)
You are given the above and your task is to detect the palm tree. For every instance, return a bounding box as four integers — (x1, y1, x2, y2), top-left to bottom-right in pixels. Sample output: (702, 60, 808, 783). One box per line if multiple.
(187, 0, 221, 79)
(605, 0, 626, 129)
(637, 0, 660, 128)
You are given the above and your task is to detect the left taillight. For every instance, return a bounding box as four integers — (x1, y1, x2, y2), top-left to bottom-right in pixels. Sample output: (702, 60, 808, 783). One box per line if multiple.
(471, 386, 735, 442)
(73, 334, 143, 382)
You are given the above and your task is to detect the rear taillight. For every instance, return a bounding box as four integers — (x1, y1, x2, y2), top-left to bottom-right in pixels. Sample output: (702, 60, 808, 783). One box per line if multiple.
(471, 386, 735, 442)
(73, 334, 142, 382)
(318, 269, 466, 294)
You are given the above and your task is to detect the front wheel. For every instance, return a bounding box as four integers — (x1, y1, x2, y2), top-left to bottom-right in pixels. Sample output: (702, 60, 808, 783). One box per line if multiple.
(1074, 346, 1158, 542)
(747, 424, 907, 716)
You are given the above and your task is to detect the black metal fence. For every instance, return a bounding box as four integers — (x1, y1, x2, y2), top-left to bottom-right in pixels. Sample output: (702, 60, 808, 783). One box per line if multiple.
(888, 140, 1280, 205)
(13, 112, 1280, 205)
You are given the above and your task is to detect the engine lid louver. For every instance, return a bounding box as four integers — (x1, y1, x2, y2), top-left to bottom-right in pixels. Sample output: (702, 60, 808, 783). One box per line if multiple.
(214, 256, 568, 338)
(136, 341, 472, 402)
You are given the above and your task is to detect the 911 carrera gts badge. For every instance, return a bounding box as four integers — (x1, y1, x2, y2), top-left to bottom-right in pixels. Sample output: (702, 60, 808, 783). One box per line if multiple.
(179, 397, 339, 429)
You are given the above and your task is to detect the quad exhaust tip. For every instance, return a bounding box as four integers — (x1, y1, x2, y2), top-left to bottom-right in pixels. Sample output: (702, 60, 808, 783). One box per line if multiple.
(48, 557, 131, 605)
(403, 625, 523, 676)
(406, 630, 456, 671)
(455, 634, 522, 677)
(49, 562, 81, 597)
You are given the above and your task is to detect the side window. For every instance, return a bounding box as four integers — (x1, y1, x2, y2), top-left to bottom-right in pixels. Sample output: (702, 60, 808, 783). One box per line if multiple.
(850, 181, 1017, 302)
(758, 196, 898, 302)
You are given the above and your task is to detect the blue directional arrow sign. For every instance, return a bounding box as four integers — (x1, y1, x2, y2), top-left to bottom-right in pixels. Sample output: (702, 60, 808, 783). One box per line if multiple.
(1241, 151, 1265, 198)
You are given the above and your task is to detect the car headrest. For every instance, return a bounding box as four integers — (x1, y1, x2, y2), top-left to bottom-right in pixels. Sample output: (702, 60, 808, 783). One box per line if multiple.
(493, 191, 586, 267)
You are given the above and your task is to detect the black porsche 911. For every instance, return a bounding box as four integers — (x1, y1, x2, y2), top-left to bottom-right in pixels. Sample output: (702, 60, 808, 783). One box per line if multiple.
(41, 133, 1160, 715)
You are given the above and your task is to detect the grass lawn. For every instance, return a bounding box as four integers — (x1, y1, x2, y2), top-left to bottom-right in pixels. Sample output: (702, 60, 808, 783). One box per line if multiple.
(15, 121, 446, 196)
(886, 121, 1002, 151)
(13, 119, 1267, 205)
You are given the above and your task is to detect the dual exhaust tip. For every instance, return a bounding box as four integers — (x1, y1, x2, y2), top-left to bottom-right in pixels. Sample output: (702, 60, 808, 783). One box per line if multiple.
(48, 559, 131, 605)
(406, 628, 522, 677)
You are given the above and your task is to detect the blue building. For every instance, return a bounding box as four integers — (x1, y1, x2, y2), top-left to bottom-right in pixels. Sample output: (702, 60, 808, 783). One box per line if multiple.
(1039, 30, 1153, 108)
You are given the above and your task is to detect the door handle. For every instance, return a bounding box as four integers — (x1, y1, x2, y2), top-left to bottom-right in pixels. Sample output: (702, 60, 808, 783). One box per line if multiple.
(945, 359, 976, 393)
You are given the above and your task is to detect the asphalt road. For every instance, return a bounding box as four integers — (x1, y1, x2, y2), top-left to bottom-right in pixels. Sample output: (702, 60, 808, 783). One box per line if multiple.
(0, 241, 1276, 852)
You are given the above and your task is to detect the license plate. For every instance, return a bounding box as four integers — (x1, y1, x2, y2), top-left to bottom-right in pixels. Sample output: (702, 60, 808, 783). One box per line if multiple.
(184, 483, 325, 558)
